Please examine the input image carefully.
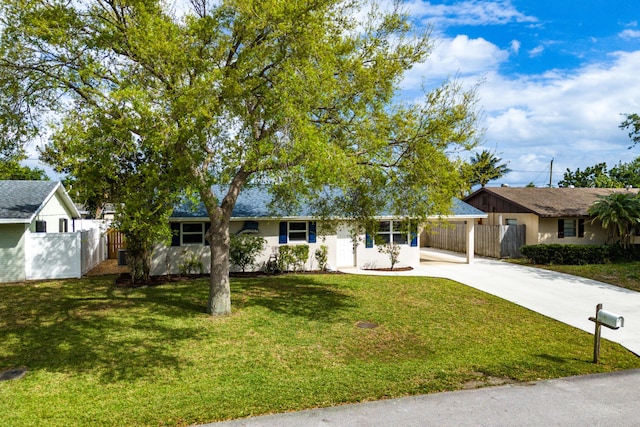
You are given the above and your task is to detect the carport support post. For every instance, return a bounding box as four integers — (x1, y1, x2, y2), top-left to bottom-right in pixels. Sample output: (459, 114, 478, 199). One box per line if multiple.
(466, 220, 475, 264)
(593, 303, 603, 364)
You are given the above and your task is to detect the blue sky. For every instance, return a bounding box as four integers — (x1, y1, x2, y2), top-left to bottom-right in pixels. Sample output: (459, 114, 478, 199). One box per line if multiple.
(397, 0, 640, 187)
(26, 0, 640, 188)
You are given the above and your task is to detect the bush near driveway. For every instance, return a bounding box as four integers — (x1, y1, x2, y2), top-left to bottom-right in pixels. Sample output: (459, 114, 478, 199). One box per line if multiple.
(1, 275, 639, 426)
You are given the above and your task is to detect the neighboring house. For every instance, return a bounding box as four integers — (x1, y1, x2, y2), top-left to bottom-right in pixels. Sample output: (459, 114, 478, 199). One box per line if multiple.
(0, 180, 105, 283)
(463, 187, 640, 246)
(151, 188, 486, 275)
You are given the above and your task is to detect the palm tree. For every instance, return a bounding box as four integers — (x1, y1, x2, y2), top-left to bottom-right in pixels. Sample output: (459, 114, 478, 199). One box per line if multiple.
(466, 150, 512, 187)
(588, 192, 640, 248)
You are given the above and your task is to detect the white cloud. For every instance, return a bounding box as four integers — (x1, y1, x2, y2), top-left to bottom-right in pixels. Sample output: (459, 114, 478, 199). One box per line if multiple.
(402, 35, 509, 89)
(528, 45, 544, 57)
(404, 0, 538, 27)
(510, 40, 521, 54)
(619, 29, 640, 39)
(475, 51, 640, 186)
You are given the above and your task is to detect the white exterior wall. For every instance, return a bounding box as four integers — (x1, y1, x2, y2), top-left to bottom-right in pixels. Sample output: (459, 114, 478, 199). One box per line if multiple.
(150, 219, 420, 276)
(30, 191, 74, 233)
(0, 224, 27, 282)
(25, 232, 82, 280)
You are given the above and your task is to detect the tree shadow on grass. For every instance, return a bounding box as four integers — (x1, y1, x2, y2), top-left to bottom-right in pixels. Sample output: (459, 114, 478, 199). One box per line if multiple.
(231, 275, 356, 322)
(0, 275, 354, 383)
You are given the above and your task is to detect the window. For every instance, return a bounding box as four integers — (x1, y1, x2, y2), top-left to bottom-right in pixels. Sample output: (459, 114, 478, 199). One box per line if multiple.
(35, 220, 46, 233)
(59, 218, 68, 233)
(376, 220, 409, 245)
(563, 219, 577, 237)
(182, 223, 204, 245)
(505, 218, 517, 226)
(288, 222, 308, 242)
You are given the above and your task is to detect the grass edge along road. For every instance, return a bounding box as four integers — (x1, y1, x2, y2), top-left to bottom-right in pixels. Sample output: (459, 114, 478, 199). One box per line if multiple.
(1, 274, 639, 426)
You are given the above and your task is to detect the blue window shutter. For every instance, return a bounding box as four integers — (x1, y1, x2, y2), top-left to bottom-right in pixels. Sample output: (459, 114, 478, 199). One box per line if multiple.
(308, 221, 317, 243)
(170, 222, 181, 246)
(410, 223, 418, 247)
(279, 222, 288, 244)
(365, 232, 373, 248)
(205, 222, 211, 246)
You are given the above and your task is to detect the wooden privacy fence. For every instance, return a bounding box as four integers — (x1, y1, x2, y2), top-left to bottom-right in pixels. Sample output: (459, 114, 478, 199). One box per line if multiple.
(425, 224, 526, 259)
(107, 228, 126, 259)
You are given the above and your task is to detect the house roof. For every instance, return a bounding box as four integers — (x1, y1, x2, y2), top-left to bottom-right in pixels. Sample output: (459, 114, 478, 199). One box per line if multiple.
(171, 186, 486, 220)
(464, 187, 640, 217)
(0, 180, 80, 224)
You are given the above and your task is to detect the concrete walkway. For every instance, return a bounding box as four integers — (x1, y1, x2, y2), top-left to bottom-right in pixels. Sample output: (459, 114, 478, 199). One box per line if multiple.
(344, 249, 640, 356)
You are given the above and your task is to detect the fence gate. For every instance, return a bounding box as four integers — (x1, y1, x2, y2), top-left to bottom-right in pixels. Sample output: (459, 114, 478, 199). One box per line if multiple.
(107, 228, 126, 259)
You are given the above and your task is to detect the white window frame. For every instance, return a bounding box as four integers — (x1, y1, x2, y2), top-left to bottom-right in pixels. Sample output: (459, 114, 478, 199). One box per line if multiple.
(377, 220, 409, 245)
(181, 223, 205, 245)
(288, 221, 308, 242)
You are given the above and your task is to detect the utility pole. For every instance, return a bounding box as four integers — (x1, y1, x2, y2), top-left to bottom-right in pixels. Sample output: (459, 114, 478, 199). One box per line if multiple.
(548, 158, 554, 188)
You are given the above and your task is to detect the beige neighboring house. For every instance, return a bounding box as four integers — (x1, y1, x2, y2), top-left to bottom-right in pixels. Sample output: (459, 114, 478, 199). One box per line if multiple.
(463, 187, 640, 246)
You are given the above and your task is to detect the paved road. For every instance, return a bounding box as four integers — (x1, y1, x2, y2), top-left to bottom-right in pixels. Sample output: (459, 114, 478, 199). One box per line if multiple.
(202, 252, 640, 426)
(207, 369, 640, 426)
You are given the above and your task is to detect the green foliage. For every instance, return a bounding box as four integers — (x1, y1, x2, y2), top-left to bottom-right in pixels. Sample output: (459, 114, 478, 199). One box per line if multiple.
(377, 241, 402, 270)
(559, 162, 621, 188)
(0, 158, 48, 180)
(463, 150, 511, 189)
(620, 113, 640, 147)
(314, 245, 329, 271)
(229, 234, 267, 272)
(588, 192, 640, 248)
(520, 244, 612, 265)
(0, 0, 482, 315)
(278, 245, 309, 272)
(178, 249, 204, 275)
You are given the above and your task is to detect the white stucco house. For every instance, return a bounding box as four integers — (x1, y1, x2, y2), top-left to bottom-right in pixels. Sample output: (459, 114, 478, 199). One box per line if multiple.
(150, 187, 486, 275)
(0, 180, 105, 283)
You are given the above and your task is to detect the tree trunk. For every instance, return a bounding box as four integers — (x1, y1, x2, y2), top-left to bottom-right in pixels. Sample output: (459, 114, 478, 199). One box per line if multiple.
(207, 216, 232, 315)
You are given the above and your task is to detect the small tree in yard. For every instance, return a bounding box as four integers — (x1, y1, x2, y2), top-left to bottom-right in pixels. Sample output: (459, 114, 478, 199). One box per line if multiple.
(315, 245, 329, 271)
(229, 234, 266, 273)
(1, 0, 481, 315)
(378, 241, 402, 270)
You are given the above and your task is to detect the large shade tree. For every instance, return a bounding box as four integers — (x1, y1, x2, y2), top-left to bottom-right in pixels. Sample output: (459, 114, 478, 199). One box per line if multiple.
(0, 0, 481, 315)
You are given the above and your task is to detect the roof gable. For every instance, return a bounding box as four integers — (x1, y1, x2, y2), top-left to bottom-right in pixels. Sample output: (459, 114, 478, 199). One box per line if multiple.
(0, 180, 80, 223)
(464, 187, 640, 217)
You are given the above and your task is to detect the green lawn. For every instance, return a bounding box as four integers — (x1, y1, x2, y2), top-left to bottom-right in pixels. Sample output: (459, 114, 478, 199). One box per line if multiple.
(1, 274, 639, 426)
(522, 261, 640, 292)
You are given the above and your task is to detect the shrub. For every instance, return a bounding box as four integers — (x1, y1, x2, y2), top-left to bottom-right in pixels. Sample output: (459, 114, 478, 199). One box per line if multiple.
(278, 245, 309, 272)
(520, 244, 611, 265)
(377, 241, 401, 270)
(314, 245, 328, 271)
(230, 234, 267, 272)
(179, 249, 204, 275)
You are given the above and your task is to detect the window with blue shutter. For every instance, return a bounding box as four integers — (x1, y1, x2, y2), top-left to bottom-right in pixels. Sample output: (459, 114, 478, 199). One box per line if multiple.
(279, 222, 288, 244)
(410, 222, 418, 247)
(308, 221, 317, 243)
(365, 232, 373, 248)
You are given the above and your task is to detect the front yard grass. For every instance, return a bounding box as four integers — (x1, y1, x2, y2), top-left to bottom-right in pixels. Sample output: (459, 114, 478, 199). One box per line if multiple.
(1, 274, 639, 426)
(520, 261, 640, 292)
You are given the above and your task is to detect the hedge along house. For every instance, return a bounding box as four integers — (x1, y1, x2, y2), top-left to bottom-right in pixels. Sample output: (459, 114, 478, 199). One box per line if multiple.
(463, 187, 640, 246)
(0, 180, 82, 282)
(150, 187, 487, 275)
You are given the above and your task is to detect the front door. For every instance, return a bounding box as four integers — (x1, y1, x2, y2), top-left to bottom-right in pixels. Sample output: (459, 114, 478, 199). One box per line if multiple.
(336, 225, 355, 267)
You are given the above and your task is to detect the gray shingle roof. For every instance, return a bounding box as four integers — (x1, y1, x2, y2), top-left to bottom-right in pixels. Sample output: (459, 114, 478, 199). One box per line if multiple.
(0, 180, 61, 222)
(465, 187, 640, 217)
(171, 186, 486, 219)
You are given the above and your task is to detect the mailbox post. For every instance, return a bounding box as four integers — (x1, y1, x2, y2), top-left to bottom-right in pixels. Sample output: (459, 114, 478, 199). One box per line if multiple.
(588, 303, 624, 364)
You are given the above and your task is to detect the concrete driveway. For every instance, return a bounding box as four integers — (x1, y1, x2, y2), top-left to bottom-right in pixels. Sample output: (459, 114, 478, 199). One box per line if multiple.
(344, 249, 640, 356)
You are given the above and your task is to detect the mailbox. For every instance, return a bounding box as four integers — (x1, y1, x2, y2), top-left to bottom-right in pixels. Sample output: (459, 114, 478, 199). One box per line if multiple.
(596, 309, 624, 329)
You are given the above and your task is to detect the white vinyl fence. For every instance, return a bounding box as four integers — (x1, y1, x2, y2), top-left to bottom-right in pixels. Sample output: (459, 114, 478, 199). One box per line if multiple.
(25, 229, 107, 280)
